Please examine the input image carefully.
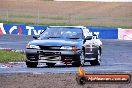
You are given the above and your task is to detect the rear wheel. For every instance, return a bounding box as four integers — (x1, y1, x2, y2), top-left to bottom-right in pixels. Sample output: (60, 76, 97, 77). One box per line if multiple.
(90, 49, 101, 66)
(46, 63, 55, 67)
(26, 61, 38, 68)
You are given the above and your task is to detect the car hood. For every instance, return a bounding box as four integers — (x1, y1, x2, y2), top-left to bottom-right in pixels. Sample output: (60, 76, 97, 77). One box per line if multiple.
(29, 38, 83, 47)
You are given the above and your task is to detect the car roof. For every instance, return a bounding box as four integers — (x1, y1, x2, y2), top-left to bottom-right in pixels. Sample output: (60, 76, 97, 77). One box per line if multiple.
(48, 26, 87, 29)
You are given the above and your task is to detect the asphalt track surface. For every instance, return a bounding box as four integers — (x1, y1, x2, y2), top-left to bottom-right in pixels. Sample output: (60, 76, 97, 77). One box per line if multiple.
(0, 35, 132, 74)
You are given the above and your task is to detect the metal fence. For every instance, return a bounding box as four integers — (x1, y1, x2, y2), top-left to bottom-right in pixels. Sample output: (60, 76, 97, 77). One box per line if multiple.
(0, 0, 132, 27)
(0, 0, 85, 25)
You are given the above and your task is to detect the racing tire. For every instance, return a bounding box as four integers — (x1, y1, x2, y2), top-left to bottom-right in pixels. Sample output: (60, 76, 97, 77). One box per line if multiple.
(90, 49, 101, 66)
(46, 63, 55, 67)
(26, 62, 38, 68)
(72, 51, 85, 67)
(72, 62, 80, 67)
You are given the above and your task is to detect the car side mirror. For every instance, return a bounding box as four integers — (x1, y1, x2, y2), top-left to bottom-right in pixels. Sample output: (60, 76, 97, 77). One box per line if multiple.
(93, 34, 98, 39)
(93, 34, 97, 36)
(85, 36, 92, 40)
(33, 35, 40, 39)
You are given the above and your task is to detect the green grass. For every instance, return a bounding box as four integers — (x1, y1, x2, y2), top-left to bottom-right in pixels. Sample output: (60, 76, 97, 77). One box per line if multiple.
(113, 18, 132, 21)
(9, 15, 36, 18)
(40, 16, 66, 20)
(88, 25, 132, 29)
(0, 20, 74, 26)
(0, 50, 26, 63)
(0, 20, 132, 28)
(8, 15, 66, 20)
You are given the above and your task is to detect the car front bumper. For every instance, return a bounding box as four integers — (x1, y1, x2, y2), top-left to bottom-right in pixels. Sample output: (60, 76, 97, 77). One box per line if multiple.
(25, 49, 82, 64)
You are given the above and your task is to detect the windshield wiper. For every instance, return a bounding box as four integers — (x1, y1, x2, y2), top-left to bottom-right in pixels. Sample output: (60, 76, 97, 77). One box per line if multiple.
(68, 37, 80, 39)
(47, 37, 61, 39)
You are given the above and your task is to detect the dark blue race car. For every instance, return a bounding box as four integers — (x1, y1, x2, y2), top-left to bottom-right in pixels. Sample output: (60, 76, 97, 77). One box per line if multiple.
(25, 26, 102, 67)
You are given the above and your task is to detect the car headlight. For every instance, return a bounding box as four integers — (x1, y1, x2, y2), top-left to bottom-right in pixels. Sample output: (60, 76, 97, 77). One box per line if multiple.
(60, 46, 78, 51)
(26, 45, 40, 49)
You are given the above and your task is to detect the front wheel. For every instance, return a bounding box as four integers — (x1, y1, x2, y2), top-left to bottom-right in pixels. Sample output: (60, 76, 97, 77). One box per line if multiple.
(46, 63, 55, 67)
(26, 61, 38, 68)
(72, 51, 85, 67)
(90, 49, 101, 66)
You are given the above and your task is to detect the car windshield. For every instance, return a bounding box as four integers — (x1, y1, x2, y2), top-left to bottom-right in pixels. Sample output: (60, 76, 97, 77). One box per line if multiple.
(39, 27, 83, 39)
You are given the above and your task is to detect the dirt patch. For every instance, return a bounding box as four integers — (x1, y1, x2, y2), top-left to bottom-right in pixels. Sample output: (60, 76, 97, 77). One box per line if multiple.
(0, 0, 132, 27)
(0, 73, 132, 88)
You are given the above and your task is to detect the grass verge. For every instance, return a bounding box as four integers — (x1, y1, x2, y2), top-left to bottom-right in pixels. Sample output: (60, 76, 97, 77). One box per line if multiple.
(0, 20, 132, 28)
(0, 50, 26, 63)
